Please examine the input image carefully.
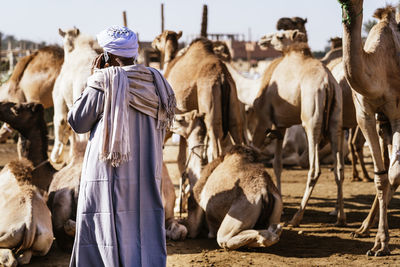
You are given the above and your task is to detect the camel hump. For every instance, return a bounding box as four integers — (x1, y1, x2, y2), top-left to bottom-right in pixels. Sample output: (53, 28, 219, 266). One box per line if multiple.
(6, 158, 34, 184)
(8, 52, 36, 86)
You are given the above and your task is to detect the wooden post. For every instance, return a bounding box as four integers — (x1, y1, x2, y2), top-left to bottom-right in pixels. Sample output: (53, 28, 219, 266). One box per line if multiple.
(123, 11, 128, 27)
(200, 5, 208, 38)
(161, 3, 165, 33)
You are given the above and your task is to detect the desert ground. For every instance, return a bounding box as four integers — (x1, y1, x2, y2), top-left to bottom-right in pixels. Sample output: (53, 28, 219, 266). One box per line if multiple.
(1, 140, 400, 267)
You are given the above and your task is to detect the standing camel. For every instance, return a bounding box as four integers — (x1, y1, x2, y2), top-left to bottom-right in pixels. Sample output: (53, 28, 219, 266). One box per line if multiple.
(51, 28, 99, 164)
(152, 30, 244, 172)
(338, 2, 400, 256)
(254, 30, 345, 226)
(0, 46, 64, 146)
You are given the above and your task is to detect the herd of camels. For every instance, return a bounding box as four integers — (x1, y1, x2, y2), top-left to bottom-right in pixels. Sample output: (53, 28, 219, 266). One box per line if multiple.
(0, 0, 399, 265)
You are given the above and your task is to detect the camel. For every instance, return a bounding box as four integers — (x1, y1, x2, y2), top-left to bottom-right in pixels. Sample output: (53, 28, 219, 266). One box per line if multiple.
(0, 102, 57, 266)
(0, 46, 64, 147)
(327, 56, 371, 182)
(51, 28, 99, 164)
(152, 30, 244, 173)
(254, 30, 345, 226)
(338, 2, 400, 256)
(173, 111, 282, 249)
(0, 159, 53, 266)
(0, 102, 56, 191)
(321, 37, 343, 65)
(276, 17, 308, 40)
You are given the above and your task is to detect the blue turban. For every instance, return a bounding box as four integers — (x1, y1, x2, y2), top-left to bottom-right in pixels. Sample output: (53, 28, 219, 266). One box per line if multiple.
(96, 25, 139, 58)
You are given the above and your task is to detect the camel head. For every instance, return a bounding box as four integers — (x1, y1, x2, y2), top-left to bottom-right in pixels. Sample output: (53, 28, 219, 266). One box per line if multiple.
(330, 37, 342, 50)
(0, 102, 45, 136)
(258, 30, 307, 51)
(171, 110, 206, 140)
(152, 30, 182, 54)
(276, 17, 307, 34)
(59, 27, 80, 53)
(212, 41, 232, 62)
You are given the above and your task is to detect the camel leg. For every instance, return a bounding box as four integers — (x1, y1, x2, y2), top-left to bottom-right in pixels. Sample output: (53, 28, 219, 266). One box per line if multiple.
(329, 116, 346, 226)
(186, 195, 205, 239)
(355, 110, 390, 256)
(224, 228, 281, 250)
(273, 128, 286, 194)
(51, 96, 70, 164)
(17, 249, 32, 265)
(0, 248, 17, 267)
(198, 82, 223, 161)
(216, 198, 262, 248)
(349, 127, 361, 182)
(289, 124, 321, 227)
(353, 126, 372, 182)
(177, 138, 187, 175)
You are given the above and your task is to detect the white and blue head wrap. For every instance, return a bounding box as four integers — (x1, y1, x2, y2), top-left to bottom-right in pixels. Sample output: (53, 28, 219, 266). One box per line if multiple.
(96, 25, 139, 59)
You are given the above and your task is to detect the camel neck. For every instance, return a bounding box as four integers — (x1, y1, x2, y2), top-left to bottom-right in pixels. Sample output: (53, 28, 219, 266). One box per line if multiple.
(162, 40, 178, 72)
(26, 128, 56, 190)
(341, 0, 371, 96)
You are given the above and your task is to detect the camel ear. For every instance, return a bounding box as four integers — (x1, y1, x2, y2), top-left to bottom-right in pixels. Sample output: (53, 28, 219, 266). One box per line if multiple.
(59, 28, 66, 37)
(291, 30, 299, 40)
(73, 28, 80, 36)
(177, 31, 183, 40)
(304, 18, 308, 24)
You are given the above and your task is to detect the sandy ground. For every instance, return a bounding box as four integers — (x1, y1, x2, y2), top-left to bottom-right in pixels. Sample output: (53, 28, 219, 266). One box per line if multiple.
(1, 141, 400, 266)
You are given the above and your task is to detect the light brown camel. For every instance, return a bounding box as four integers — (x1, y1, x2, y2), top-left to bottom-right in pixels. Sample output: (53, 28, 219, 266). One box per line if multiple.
(0, 102, 56, 191)
(321, 37, 344, 65)
(254, 30, 345, 226)
(0, 46, 64, 145)
(51, 28, 99, 164)
(173, 111, 282, 249)
(338, 2, 400, 256)
(0, 102, 57, 266)
(0, 159, 53, 266)
(327, 56, 371, 182)
(152, 31, 244, 171)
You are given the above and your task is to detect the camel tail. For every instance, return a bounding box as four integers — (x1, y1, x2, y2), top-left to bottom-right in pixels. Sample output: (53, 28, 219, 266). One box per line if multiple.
(221, 64, 244, 143)
(322, 78, 335, 136)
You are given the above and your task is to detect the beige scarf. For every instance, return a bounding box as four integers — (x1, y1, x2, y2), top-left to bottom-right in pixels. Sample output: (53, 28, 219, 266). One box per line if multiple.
(96, 66, 130, 167)
(87, 65, 176, 167)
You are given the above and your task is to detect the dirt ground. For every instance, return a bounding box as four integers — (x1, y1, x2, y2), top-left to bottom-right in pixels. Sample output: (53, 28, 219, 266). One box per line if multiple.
(2, 141, 400, 266)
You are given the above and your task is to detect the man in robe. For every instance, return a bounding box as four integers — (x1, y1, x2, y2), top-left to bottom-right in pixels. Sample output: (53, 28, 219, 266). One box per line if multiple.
(68, 25, 175, 267)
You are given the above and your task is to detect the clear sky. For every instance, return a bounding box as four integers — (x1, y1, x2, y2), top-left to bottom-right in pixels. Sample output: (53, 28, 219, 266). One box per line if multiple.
(0, 0, 394, 51)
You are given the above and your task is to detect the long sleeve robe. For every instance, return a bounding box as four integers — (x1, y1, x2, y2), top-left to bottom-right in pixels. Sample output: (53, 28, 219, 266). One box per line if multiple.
(68, 65, 167, 267)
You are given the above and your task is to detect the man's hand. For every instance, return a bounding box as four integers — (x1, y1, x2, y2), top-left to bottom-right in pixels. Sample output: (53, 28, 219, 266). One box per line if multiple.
(91, 53, 109, 73)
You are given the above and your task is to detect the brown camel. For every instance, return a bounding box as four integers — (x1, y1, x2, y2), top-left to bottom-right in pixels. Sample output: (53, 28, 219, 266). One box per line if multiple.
(0, 102, 56, 191)
(276, 17, 308, 40)
(254, 30, 345, 226)
(0, 46, 64, 144)
(0, 158, 53, 266)
(338, 2, 400, 256)
(152, 31, 244, 171)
